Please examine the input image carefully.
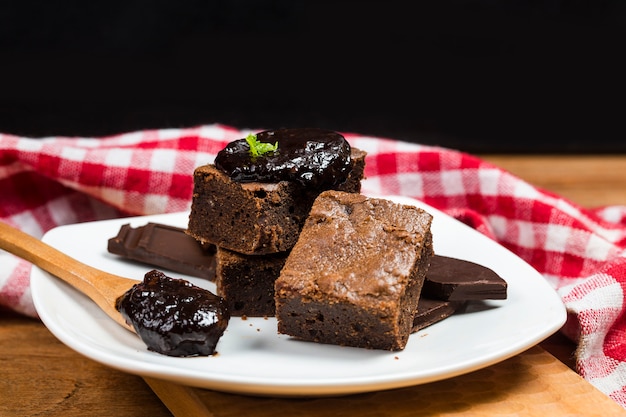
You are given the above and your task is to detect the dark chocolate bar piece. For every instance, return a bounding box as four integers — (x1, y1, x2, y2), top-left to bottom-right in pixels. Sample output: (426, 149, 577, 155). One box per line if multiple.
(422, 255, 507, 301)
(108, 223, 217, 280)
(412, 298, 465, 332)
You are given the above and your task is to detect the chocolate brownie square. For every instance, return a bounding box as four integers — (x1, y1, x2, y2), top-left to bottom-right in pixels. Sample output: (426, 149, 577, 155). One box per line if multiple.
(275, 191, 434, 351)
(187, 147, 366, 255)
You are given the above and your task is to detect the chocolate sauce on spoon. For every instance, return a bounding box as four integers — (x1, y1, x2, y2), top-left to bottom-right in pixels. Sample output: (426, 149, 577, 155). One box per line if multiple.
(116, 270, 230, 357)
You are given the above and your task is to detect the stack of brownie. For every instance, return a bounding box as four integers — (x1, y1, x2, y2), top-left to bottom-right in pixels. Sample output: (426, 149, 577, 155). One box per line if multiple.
(108, 217, 508, 352)
(109, 128, 508, 352)
(186, 128, 367, 317)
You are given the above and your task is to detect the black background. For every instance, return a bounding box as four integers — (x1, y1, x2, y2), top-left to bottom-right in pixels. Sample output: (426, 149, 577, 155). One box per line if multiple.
(1, 1, 625, 153)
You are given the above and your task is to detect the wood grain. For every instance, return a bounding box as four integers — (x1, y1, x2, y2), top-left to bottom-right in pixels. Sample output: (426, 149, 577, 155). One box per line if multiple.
(0, 313, 603, 417)
(0, 315, 170, 417)
(192, 346, 626, 417)
(480, 155, 626, 207)
(143, 377, 216, 417)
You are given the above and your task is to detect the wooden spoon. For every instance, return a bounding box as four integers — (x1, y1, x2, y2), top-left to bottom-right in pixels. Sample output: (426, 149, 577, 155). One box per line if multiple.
(0, 221, 224, 416)
(0, 221, 135, 332)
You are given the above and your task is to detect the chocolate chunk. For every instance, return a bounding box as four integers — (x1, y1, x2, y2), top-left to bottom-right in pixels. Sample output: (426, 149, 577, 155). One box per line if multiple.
(116, 270, 230, 357)
(412, 298, 465, 332)
(422, 255, 508, 301)
(108, 223, 216, 280)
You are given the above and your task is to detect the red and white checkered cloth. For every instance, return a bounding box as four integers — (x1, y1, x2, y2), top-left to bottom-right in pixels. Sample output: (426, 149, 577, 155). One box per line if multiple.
(2, 124, 626, 406)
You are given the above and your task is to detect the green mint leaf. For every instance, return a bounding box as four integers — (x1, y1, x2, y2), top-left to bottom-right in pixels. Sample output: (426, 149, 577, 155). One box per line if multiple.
(245, 133, 278, 157)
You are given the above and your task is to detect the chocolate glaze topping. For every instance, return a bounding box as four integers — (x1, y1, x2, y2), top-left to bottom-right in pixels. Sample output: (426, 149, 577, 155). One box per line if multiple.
(116, 270, 230, 357)
(214, 128, 352, 188)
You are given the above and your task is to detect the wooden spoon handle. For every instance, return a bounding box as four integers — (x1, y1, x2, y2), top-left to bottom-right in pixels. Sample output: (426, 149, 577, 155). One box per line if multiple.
(0, 221, 136, 330)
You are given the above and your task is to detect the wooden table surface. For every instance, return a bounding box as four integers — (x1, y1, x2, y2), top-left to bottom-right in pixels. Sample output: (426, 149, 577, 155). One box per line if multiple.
(2, 154, 626, 416)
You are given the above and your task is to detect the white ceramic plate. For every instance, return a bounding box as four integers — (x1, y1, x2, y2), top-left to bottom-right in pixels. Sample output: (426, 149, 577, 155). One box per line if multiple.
(31, 195, 566, 397)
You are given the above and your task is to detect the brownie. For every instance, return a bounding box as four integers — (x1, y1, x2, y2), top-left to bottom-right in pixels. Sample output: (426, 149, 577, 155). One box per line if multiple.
(215, 247, 289, 317)
(187, 147, 366, 255)
(275, 191, 434, 351)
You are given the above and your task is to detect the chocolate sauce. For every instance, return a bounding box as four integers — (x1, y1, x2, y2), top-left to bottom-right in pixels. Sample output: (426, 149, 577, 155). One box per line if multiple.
(116, 270, 230, 357)
(214, 128, 352, 188)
